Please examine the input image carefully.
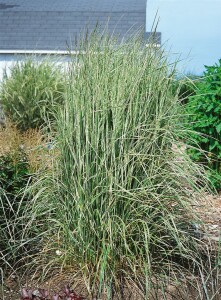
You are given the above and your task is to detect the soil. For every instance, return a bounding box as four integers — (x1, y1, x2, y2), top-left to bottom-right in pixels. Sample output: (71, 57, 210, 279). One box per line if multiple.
(193, 193, 221, 243)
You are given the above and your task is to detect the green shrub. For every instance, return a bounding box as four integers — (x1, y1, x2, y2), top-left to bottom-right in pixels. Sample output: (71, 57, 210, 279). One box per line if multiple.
(0, 150, 29, 200)
(21, 34, 207, 298)
(0, 58, 65, 131)
(186, 59, 221, 190)
(0, 150, 31, 264)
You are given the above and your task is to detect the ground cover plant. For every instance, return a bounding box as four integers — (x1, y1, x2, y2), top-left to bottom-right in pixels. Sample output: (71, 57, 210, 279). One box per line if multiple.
(0, 123, 54, 270)
(186, 59, 221, 190)
(0, 123, 28, 262)
(0, 57, 65, 131)
(0, 148, 30, 267)
(10, 32, 215, 299)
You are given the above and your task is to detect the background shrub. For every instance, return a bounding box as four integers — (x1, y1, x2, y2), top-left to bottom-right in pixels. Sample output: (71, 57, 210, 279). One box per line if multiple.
(186, 59, 221, 190)
(0, 58, 65, 131)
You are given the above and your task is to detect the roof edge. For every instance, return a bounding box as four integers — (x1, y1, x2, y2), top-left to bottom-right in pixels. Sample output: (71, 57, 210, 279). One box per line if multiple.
(0, 50, 78, 55)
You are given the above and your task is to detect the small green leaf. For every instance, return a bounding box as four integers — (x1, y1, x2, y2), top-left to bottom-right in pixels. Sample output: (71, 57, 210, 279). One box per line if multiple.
(216, 123, 221, 133)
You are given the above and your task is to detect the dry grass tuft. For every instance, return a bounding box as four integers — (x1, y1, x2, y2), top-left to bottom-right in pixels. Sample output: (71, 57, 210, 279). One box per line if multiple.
(0, 122, 55, 172)
(0, 122, 22, 156)
(22, 129, 55, 172)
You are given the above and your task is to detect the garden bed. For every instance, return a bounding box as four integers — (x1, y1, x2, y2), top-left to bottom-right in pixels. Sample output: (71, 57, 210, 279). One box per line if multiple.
(1, 35, 221, 300)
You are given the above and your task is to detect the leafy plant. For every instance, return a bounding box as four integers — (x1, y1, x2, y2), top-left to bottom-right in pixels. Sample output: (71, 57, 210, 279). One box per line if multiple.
(186, 59, 221, 190)
(0, 122, 56, 270)
(0, 58, 65, 131)
(0, 150, 30, 214)
(0, 150, 31, 264)
(0, 151, 29, 197)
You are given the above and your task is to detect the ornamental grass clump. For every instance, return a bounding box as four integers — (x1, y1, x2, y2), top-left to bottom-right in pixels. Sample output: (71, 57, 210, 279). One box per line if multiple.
(23, 33, 208, 298)
(0, 57, 65, 131)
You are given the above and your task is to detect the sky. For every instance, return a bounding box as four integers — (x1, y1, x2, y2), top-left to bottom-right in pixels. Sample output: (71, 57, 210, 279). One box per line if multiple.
(146, 0, 221, 75)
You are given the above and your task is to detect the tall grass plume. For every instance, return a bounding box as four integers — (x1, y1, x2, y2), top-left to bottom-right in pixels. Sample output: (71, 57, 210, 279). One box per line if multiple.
(20, 33, 209, 298)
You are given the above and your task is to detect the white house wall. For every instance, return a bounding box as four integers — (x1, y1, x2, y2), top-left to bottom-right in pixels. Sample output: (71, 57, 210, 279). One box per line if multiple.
(0, 54, 70, 82)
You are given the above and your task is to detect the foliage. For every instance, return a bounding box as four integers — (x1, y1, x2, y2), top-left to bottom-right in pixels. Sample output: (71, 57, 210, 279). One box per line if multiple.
(0, 121, 55, 173)
(0, 121, 22, 156)
(186, 59, 221, 190)
(0, 151, 29, 199)
(172, 74, 202, 104)
(21, 128, 56, 173)
(0, 149, 31, 264)
(0, 121, 57, 269)
(19, 33, 209, 298)
(0, 58, 65, 131)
